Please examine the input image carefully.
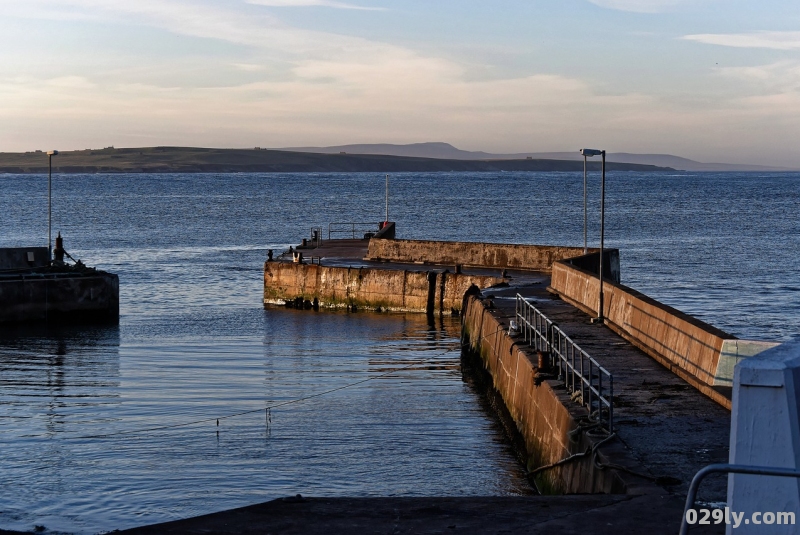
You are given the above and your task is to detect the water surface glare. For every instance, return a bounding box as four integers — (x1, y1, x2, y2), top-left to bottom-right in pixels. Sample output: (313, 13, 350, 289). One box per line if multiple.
(1, 171, 799, 533)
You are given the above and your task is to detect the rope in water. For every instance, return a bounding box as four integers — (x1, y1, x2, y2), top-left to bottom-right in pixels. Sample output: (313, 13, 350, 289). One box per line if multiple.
(56, 343, 462, 441)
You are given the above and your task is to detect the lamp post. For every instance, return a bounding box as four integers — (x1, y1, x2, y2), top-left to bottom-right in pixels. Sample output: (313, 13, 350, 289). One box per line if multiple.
(598, 149, 606, 323)
(580, 148, 606, 323)
(580, 148, 602, 254)
(47, 150, 59, 262)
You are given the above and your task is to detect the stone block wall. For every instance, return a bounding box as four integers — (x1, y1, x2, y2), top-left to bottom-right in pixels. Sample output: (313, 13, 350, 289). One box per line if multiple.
(264, 262, 503, 314)
(366, 239, 589, 272)
(461, 295, 627, 494)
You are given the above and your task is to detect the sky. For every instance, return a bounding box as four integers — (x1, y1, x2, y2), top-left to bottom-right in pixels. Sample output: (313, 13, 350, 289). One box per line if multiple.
(1, 0, 799, 167)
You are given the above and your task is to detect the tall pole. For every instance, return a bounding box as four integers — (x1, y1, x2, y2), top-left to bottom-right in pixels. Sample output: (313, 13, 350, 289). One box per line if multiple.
(385, 174, 389, 223)
(46, 150, 58, 263)
(583, 154, 588, 253)
(48, 153, 52, 262)
(598, 150, 606, 323)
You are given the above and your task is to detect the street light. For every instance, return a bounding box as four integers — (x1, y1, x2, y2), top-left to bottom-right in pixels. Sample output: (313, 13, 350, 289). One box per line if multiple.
(580, 148, 602, 254)
(47, 150, 59, 262)
(385, 174, 389, 223)
(580, 148, 606, 324)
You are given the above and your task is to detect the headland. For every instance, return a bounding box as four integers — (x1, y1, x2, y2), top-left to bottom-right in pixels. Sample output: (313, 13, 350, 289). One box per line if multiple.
(0, 146, 672, 174)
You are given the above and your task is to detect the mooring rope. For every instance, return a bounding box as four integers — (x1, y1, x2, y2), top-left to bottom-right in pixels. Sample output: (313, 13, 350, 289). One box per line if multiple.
(51, 343, 462, 441)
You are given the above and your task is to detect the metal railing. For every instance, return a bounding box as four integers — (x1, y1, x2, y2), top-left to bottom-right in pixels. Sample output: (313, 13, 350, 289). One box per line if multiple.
(327, 222, 381, 240)
(310, 227, 322, 247)
(680, 463, 800, 535)
(515, 294, 553, 352)
(515, 294, 614, 432)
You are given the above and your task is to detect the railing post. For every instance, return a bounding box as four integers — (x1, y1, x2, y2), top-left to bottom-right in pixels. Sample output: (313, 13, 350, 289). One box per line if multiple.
(609, 377, 613, 431)
(587, 358, 593, 415)
(580, 350, 585, 405)
(570, 341, 576, 393)
(513, 299, 613, 433)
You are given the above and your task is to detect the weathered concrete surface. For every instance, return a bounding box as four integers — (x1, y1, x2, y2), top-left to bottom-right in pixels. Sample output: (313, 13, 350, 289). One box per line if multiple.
(481, 279, 731, 503)
(366, 239, 589, 272)
(293, 238, 369, 261)
(714, 339, 780, 387)
(264, 262, 503, 314)
(112, 495, 723, 535)
(0, 247, 49, 269)
(559, 249, 621, 284)
(550, 257, 734, 408)
(462, 293, 640, 495)
(0, 270, 119, 323)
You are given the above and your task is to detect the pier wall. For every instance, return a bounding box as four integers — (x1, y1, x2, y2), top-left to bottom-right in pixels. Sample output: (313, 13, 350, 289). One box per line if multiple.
(0, 247, 49, 269)
(461, 295, 628, 494)
(264, 262, 503, 313)
(550, 256, 734, 408)
(0, 273, 120, 323)
(366, 239, 588, 272)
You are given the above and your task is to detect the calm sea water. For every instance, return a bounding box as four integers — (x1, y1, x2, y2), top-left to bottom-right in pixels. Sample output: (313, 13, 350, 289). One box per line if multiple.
(1, 171, 799, 533)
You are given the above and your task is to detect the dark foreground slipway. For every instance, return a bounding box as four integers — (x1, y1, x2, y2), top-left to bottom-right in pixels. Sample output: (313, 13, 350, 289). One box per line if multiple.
(113, 495, 720, 535)
(0, 496, 722, 535)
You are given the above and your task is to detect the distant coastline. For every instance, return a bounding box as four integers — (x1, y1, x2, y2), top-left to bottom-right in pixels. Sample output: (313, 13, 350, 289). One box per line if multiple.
(0, 146, 672, 174)
(281, 142, 794, 172)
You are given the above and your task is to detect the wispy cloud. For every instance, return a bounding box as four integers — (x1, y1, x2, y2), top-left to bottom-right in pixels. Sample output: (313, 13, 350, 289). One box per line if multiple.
(8, 0, 387, 55)
(683, 31, 800, 50)
(716, 61, 800, 91)
(585, 0, 691, 13)
(2, 0, 799, 166)
(233, 63, 266, 72)
(46, 75, 96, 89)
(247, 0, 384, 10)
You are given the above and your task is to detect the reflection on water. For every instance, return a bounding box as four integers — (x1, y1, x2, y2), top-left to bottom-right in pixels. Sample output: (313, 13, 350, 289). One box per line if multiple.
(0, 325, 122, 432)
(0, 311, 531, 535)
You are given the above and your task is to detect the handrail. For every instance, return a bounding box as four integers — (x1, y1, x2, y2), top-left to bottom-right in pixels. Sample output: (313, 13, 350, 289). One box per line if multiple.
(327, 222, 381, 240)
(310, 227, 323, 247)
(515, 294, 614, 432)
(680, 463, 800, 535)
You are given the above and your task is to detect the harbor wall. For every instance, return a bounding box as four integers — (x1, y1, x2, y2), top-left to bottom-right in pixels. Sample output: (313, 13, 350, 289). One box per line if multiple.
(366, 239, 589, 272)
(263, 262, 503, 313)
(461, 294, 629, 494)
(0, 247, 50, 269)
(549, 254, 734, 408)
(0, 273, 120, 323)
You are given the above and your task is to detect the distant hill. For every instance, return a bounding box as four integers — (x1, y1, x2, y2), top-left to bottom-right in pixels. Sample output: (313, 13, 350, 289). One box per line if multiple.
(0, 146, 670, 174)
(281, 142, 791, 172)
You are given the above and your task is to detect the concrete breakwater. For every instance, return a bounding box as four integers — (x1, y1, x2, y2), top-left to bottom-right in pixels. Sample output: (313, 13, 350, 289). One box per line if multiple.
(0, 247, 119, 324)
(264, 236, 741, 499)
(460, 294, 629, 494)
(264, 262, 502, 314)
(366, 238, 589, 272)
(0, 272, 119, 323)
(263, 239, 592, 313)
(548, 252, 775, 409)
